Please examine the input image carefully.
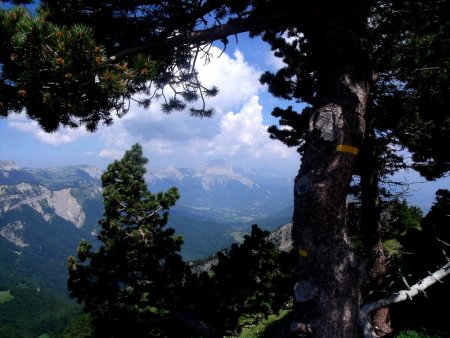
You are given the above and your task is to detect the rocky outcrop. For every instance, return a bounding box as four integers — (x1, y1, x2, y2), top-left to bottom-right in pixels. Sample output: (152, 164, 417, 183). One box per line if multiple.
(0, 220, 28, 247)
(48, 188, 86, 228)
(267, 222, 293, 252)
(0, 183, 86, 228)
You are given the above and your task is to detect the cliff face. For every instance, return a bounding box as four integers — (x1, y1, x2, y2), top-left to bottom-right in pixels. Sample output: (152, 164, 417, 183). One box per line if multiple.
(0, 161, 103, 248)
(267, 222, 293, 252)
(0, 183, 86, 228)
(0, 161, 104, 296)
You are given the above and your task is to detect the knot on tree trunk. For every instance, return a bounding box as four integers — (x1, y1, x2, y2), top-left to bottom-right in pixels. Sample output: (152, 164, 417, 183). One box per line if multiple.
(294, 280, 314, 303)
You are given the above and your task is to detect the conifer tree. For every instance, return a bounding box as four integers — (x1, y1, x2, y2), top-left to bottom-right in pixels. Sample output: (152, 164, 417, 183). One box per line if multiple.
(67, 144, 185, 337)
(261, 2, 450, 334)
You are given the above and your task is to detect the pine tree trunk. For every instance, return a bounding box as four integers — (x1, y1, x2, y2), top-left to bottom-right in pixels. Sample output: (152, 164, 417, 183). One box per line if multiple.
(291, 67, 369, 337)
(360, 136, 392, 336)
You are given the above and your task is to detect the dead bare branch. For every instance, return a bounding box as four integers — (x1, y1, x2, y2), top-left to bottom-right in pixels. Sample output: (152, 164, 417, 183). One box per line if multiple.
(359, 261, 450, 338)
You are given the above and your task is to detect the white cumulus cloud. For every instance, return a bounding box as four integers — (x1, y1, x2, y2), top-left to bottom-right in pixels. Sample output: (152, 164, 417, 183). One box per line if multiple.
(8, 115, 88, 145)
(204, 96, 297, 163)
(6, 46, 298, 173)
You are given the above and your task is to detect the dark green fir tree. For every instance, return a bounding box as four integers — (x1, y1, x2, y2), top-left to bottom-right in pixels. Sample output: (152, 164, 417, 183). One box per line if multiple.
(67, 144, 185, 337)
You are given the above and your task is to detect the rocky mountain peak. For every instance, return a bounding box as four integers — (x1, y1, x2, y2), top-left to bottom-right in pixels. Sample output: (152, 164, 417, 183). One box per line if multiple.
(0, 161, 20, 177)
(193, 164, 255, 190)
(146, 166, 184, 183)
(146, 164, 256, 191)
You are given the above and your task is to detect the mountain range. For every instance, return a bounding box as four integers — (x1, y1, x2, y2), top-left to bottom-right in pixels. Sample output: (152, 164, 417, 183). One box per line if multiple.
(146, 163, 293, 223)
(0, 160, 293, 289)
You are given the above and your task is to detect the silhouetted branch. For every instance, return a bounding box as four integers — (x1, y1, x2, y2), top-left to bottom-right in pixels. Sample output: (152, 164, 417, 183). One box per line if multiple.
(109, 18, 252, 62)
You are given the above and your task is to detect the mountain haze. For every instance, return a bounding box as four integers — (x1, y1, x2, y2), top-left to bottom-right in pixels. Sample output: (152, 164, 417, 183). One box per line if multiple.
(147, 163, 293, 224)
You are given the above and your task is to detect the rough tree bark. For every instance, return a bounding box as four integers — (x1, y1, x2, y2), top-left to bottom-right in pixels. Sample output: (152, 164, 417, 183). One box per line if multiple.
(360, 134, 392, 336)
(291, 67, 370, 337)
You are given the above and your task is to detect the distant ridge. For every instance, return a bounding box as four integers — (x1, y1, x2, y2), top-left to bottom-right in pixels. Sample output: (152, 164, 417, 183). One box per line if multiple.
(0, 159, 293, 270)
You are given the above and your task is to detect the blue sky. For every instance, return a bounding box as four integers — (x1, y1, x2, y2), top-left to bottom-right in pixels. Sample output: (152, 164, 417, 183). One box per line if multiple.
(0, 14, 448, 211)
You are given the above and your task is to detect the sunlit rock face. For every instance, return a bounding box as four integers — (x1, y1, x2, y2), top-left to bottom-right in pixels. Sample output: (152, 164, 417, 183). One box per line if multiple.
(0, 220, 28, 247)
(267, 222, 293, 252)
(0, 161, 102, 229)
(0, 183, 86, 228)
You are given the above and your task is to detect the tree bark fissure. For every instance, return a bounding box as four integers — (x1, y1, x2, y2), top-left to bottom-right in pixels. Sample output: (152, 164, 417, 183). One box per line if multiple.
(292, 67, 370, 337)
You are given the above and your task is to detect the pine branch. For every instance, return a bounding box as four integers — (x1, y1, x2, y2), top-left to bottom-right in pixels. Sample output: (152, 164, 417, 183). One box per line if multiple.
(136, 206, 163, 225)
(109, 18, 252, 62)
(359, 261, 450, 338)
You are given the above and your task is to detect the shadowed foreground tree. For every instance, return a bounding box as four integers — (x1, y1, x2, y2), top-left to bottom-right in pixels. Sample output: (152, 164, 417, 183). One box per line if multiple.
(3, 1, 450, 336)
(263, 1, 450, 334)
(186, 224, 296, 336)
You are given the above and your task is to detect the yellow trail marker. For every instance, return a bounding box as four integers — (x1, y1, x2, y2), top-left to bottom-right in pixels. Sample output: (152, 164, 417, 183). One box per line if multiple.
(336, 144, 359, 155)
(299, 248, 309, 257)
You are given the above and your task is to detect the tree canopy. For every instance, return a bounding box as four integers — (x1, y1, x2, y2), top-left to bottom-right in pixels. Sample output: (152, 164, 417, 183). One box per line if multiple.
(265, 0, 450, 179)
(2, 1, 448, 176)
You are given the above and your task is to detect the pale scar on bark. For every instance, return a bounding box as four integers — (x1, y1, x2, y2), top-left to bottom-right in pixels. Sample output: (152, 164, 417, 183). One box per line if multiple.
(311, 106, 344, 143)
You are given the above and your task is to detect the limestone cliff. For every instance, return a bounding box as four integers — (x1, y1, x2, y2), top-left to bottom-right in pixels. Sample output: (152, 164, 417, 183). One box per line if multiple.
(0, 183, 86, 228)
